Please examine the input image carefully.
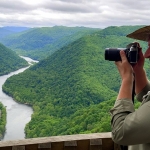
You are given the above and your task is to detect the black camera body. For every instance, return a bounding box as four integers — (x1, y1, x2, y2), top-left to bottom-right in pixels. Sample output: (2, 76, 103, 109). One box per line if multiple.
(105, 42, 140, 64)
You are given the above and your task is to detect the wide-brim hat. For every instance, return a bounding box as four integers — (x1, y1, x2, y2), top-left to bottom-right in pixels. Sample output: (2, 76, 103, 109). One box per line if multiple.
(126, 25, 150, 41)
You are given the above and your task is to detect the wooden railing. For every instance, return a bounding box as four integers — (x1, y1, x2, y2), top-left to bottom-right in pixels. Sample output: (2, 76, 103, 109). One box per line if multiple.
(0, 132, 120, 150)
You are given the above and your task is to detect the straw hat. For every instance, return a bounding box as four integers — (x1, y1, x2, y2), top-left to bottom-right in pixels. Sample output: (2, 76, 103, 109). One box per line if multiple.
(126, 25, 150, 41)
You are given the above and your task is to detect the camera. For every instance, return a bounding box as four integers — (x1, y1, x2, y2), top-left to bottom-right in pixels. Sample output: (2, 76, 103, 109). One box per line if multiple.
(105, 42, 140, 63)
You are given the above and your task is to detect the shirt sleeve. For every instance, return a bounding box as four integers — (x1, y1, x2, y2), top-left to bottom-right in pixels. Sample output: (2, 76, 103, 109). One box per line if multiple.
(110, 98, 150, 145)
(136, 82, 150, 102)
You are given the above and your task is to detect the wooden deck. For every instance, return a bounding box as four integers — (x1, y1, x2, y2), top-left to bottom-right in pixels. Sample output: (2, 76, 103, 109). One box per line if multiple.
(0, 132, 120, 150)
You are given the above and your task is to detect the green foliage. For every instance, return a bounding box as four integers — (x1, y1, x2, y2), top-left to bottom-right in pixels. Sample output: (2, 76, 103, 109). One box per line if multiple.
(0, 103, 6, 139)
(0, 43, 28, 75)
(2, 25, 149, 138)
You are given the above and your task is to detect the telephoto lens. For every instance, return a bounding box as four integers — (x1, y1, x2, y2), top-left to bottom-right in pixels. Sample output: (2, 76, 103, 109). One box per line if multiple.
(105, 48, 126, 61)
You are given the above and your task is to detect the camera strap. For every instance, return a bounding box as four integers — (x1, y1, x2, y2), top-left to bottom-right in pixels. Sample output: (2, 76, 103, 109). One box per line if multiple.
(132, 73, 135, 104)
(120, 73, 135, 150)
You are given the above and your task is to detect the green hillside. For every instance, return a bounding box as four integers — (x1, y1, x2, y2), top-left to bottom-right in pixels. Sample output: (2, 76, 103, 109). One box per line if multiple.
(2, 25, 148, 138)
(0, 43, 28, 75)
(0, 103, 6, 139)
(0, 26, 100, 60)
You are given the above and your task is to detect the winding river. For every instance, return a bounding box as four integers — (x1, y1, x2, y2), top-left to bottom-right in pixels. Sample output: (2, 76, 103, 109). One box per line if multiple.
(0, 56, 38, 141)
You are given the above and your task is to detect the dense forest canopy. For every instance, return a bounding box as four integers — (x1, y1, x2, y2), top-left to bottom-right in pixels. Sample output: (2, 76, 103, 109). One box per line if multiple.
(2, 25, 149, 138)
(0, 43, 28, 76)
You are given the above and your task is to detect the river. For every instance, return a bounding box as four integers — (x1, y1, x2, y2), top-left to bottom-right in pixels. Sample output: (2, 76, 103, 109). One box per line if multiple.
(0, 56, 38, 141)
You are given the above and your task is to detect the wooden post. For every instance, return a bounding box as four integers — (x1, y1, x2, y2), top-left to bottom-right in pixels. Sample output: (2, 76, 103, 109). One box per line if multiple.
(12, 146, 25, 150)
(51, 142, 64, 150)
(90, 139, 102, 150)
(38, 143, 51, 149)
(64, 141, 77, 150)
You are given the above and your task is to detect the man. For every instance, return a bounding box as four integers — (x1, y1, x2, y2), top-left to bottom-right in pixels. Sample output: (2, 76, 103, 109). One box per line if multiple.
(110, 39, 150, 149)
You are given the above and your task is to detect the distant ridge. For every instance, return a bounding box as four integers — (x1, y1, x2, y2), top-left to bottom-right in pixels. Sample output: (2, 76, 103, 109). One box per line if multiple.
(0, 26, 30, 40)
(0, 26, 100, 60)
(1, 26, 30, 32)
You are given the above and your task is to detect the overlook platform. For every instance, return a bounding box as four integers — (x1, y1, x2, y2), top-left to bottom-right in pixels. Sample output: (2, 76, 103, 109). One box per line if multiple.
(0, 132, 120, 150)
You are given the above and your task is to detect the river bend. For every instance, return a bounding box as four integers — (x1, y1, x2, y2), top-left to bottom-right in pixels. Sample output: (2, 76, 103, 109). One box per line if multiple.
(0, 56, 38, 141)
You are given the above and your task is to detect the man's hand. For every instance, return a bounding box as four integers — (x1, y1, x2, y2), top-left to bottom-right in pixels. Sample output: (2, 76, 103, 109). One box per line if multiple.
(132, 48, 145, 73)
(115, 50, 134, 82)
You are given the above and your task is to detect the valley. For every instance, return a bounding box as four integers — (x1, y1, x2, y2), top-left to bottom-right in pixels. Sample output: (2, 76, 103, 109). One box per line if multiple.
(0, 25, 147, 139)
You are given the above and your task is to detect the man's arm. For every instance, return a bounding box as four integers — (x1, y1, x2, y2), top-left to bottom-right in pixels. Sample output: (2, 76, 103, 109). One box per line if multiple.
(110, 98, 150, 145)
(115, 50, 134, 101)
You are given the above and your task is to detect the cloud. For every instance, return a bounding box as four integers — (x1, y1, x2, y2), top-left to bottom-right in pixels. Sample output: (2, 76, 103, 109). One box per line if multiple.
(0, 0, 34, 13)
(41, 1, 93, 13)
(0, 0, 150, 28)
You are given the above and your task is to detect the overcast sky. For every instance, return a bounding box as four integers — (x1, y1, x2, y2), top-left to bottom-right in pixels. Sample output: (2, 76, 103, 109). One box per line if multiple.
(0, 0, 150, 28)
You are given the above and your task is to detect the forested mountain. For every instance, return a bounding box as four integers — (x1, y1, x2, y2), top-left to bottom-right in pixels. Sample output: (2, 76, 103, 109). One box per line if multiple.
(0, 43, 28, 75)
(0, 25, 146, 61)
(0, 26, 100, 60)
(2, 25, 148, 138)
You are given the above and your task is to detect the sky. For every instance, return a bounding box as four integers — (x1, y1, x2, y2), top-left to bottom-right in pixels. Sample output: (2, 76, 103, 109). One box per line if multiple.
(0, 0, 150, 28)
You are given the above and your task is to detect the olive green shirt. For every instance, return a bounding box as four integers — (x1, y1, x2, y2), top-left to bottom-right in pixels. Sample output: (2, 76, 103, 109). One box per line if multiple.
(110, 82, 150, 150)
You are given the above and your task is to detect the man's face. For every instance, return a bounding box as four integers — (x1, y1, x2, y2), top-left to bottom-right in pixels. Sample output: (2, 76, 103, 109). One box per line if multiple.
(144, 39, 150, 58)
